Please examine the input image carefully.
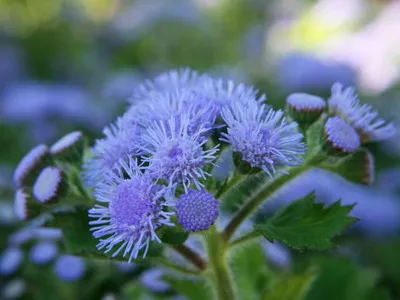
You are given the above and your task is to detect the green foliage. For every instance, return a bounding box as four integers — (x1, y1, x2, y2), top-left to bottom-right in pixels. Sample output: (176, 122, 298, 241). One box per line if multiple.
(321, 148, 375, 185)
(265, 273, 316, 300)
(164, 276, 214, 300)
(229, 241, 271, 300)
(158, 224, 189, 245)
(254, 192, 358, 250)
(304, 257, 380, 300)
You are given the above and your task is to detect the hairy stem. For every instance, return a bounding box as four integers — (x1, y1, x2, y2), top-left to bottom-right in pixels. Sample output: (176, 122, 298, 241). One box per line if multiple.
(172, 244, 207, 271)
(229, 231, 261, 248)
(206, 226, 236, 300)
(222, 154, 326, 242)
(148, 257, 201, 276)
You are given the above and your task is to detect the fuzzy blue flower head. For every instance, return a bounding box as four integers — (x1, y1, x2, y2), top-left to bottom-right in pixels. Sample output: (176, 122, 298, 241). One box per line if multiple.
(129, 68, 208, 104)
(328, 82, 396, 142)
(89, 158, 174, 262)
(83, 118, 139, 188)
(286, 93, 326, 124)
(30, 241, 58, 265)
(221, 101, 307, 177)
(324, 116, 361, 154)
(14, 144, 49, 187)
(14, 189, 28, 221)
(54, 255, 86, 282)
(50, 131, 83, 156)
(0, 248, 23, 276)
(141, 115, 219, 191)
(33, 167, 66, 203)
(177, 190, 219, 232)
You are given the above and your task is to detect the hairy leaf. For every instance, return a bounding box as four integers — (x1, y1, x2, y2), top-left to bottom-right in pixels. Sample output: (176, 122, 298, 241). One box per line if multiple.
(254, 192, 358, 250)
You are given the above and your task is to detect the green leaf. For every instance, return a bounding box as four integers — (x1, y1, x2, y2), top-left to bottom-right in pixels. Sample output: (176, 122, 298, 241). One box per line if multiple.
(304, 257, 380, 300)
(265, 273, 316, 300)
(305, 115, 326, 157)
(164, 276, 215, 300)
(229, 241, 271, 300)
(254, 192, 358, 250)
(158, 224, 189, 245)
(320, 148, 374, 185)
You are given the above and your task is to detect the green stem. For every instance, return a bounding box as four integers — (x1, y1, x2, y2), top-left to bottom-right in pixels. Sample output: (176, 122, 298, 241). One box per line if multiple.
(172, 244, 207, 271)
(215, 171, 244, 199)
(206, 226, 236, 300)
(148, 257, 201, 276)
(229, 232, 261, 248)
(222, 154, 326, 242)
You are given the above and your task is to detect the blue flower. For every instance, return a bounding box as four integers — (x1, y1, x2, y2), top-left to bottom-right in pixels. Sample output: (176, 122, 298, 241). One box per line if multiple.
(30, 241, 58, 265)
(324, 117, 361, 153)
(0, 248, 23, 276)
(14, 144, 49, 187)
(221, 101, 306, 177)
(328, 82, 396, 142)
(33, 167, 64, 203)
(83, 118, 140, 188)
(123, 89, 220, 136)
(286, 93, 326, 112)
(140, 115, 219, 191)
(14, 189, 28, 221)
(50, 131, 83, 155)
(54, 255, 86, 282)
(129, 68, 208, 104)
(89, 158, 174, 262)
(177, 190, 219, 232)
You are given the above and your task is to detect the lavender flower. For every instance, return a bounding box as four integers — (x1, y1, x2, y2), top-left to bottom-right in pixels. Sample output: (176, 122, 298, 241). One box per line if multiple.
(177, 190, 219, 232)
(14, 189, 28, 221)
(50, 131, 83, 155)
(324, 117, 361, 153)
(286, 93, 326, 124)
(123, 89, 220, 135)
(221, 101, 306, 177)
(33, 167, 65, 203)
(328, 82, 396, 142)
(54, 255, 85, 282)
(83, 119, 139, 188)
(0, 248, 23, 276)
(128, 68, 207, 104)
(30, 241, 58, 265)
(140, 115, 219, 191)
(89, 158, 174, 261)
(13, 144, 49, 187)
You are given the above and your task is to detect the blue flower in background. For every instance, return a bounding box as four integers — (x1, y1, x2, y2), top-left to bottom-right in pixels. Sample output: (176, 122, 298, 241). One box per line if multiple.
(54, 255, 86, 282)
(0, 248, 23, 276)
(221, 101, 306, 177)
(89, 158, 174, 261)
(140, 115, 219, 191)
(328, 82, 396, 142)
(177, 190, 219, 232)
(30, 241, 58, 265)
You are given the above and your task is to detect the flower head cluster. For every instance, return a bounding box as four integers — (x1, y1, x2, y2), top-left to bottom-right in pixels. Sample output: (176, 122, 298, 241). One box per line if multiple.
(328, 82, 396, 142)
(89, 158, 174, 261)
(54, 255, 86, 282)
(33, 167, 65, 203)
(221, 101, 307, 177)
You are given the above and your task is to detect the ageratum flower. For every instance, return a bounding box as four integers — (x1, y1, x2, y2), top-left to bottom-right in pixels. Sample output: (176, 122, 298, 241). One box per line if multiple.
(129, 68, 209, 104)
(328, 82, 396, 142)
(89, 158, 174, 261)
(54, 255, 85, 282)
(0, 248, 23, 276)
(221, 101, 306, 177)
(13, 144, 49, 187)
(83, 118, 139, 188)
(33, 167, 65, 203)
(30, 241, 58, 265)
(286, 93, 326, 124)
(140, 115, 219, 191)
(50, 131, 83, 155)
(14, 189, 28, 221)
(324, 117, 361, 153)
(123, 89, 220, 136)
(177, 190, 219, 232)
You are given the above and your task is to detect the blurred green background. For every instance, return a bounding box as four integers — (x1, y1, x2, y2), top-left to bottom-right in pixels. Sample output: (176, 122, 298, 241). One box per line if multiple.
(1, 0, 400, 299)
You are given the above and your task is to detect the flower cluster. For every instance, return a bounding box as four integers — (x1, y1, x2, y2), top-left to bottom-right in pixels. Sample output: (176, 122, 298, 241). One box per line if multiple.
(84, 68, 308, 261)
(286, 82, 395, 154)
